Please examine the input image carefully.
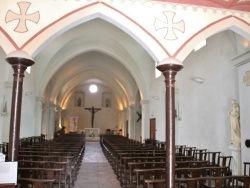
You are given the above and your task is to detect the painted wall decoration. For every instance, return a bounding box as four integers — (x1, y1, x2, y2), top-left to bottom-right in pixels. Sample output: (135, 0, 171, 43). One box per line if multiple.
(155, 11, 185, 40)
(69, 116, 78, 132)
(243, 70, 250, 86)
(74, 92, 84, 107)
(102, 92, 112, 108)
(5, 2, 40, 33)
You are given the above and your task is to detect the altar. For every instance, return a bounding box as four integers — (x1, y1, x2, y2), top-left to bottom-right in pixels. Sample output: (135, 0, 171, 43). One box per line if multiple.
(84, 128, 100, 141)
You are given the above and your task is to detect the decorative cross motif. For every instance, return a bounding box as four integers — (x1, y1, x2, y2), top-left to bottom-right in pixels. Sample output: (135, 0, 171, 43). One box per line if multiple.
(5, 2, 40, 33)
(155, 11, 185, 40)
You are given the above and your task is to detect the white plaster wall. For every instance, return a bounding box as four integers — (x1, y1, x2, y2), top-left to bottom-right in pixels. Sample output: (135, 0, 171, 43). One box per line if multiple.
(20, 70, 36, 138)
(176, 31, 239, 155)
(238, 61, 250, 165)
(0, 49, 7, 143)
(149, 75, 166, 142)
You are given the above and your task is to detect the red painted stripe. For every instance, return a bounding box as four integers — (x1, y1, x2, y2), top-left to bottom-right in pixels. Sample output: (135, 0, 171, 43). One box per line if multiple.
(0, 27, 20, 50)
(153, 0, 250, 11)
(173, 15, 250, 58)
(20, 1, 171, 57)
(101, 2, 171, 57)
(20, 2, 99, 50)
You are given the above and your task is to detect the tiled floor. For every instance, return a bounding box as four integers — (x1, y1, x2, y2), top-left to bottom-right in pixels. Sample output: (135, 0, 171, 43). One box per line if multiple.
(73, 142, 121, 188)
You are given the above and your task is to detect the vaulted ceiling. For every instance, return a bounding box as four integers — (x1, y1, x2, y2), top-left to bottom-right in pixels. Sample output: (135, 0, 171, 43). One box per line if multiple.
(35, 18, 154, 108)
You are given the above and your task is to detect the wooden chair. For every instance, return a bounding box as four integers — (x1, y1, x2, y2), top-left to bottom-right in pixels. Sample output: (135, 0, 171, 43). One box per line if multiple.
(217, 156, 232, 175)
(175, 145, 186, 156)
(231, 175, 250, 188)
(206, 151, 221, 166)
(243, 162, 250, 176)
(194, 149, 207, 161)
(183, 147, 196, 157)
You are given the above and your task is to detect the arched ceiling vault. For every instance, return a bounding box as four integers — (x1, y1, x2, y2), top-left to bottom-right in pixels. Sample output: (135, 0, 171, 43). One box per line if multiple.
(37, 18, 154, 108)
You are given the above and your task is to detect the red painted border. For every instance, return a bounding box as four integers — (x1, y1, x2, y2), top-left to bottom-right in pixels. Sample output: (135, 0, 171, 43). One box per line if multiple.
(20, 2, 99, 50)
(0, 27, 19, 50)
(0, 1, 249, 58)
(153, 0, 250, 12)
(173, 15, 250, 58)
(102, 2, 171, 57)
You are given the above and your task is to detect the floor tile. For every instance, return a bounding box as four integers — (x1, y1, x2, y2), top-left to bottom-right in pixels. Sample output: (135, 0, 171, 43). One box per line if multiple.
(73, 142, 121, 188)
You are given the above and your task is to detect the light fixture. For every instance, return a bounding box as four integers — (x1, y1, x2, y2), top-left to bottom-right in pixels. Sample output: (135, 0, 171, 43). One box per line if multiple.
(191, 77, 204, 84)
(1, 96, 7, 116)
(152, 96, 159, 100)
(1, 101, 7, 116)
(25, 91, 33, 96)
(89, 84, 97, 93)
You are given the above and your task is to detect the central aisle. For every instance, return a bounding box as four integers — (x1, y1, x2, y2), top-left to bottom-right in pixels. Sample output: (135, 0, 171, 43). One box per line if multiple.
(74, 142, 121, 188)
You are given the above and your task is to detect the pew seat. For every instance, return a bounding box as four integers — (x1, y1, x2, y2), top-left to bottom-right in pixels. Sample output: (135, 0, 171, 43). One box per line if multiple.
(18, 178, 56, 188)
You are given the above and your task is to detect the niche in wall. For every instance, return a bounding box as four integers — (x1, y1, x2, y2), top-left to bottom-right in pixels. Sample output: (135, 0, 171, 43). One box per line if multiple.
(74, 92, 84, 107)
(102, 92, 112, 108)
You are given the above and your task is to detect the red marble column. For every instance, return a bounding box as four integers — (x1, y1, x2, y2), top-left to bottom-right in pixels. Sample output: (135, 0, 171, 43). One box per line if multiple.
(6, 52, 34, 161)
(157, 60, 183, 188)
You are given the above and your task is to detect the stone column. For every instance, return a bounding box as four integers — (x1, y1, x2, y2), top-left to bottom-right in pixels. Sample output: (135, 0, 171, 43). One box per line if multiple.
(123, 108, 128, 137)
(34, 97, 44, 136)
(41, 101, 50, 140)
(128, 105, 135, 139)
(48, 103, 56, 140)
(118, 110, 124, 135)
(5, 51, 34, 162)
(157, 58, 183, 188)
(141, 100, 149, 143)
(57, 106, 62, 130)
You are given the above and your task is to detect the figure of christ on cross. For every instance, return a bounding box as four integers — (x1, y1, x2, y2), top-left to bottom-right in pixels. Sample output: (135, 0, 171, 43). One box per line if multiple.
(85, 106, 101, 128)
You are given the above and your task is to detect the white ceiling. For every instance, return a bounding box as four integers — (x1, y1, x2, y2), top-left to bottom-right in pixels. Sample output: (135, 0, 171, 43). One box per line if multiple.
(35, 18, 154, 108)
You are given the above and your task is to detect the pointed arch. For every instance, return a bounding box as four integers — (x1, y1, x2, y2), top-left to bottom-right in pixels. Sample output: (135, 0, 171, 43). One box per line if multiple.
(20, 2, 169, 61)
(175, 16, 250, 62)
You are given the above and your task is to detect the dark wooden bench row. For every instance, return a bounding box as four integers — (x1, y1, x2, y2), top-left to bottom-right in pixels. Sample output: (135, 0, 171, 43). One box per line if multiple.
(100, 136, 237, 188)
(144, 175, 250, 188)
(133, 166, 230, 188)
(17, 134, 85, 188)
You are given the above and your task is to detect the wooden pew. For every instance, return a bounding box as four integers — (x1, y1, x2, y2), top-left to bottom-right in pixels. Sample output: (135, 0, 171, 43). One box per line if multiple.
(18, 167, 63, 188)
(135, 166, 230, 188)
(144, 176, 250, 188)
(127, 161, 165, 188)
(18, 133, 85, 187)
(18, 160, 71, 187)
(18, 178, 56, 188)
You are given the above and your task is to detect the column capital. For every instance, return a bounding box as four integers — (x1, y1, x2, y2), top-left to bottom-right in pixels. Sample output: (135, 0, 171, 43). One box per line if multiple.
(158, 57, 183, 66)
(6, 50, 34, 67)
(157, 57, 183, 73)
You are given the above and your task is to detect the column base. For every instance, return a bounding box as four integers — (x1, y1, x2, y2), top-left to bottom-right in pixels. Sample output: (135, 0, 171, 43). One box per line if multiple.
(229, 144, 241, 175)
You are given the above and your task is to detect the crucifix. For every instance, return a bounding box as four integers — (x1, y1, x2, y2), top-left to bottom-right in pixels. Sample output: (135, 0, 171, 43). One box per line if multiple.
(85, 106, 101, 128)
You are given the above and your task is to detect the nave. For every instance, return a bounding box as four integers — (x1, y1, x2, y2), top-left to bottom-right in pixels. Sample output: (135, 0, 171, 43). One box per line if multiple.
(73, 142, 121, 188)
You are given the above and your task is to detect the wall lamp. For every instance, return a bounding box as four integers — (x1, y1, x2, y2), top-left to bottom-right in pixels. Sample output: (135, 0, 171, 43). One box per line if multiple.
(191, 77, 204, 84)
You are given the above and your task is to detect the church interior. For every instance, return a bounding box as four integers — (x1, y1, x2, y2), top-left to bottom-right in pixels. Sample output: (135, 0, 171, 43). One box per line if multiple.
(0, 0, 250, 187)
